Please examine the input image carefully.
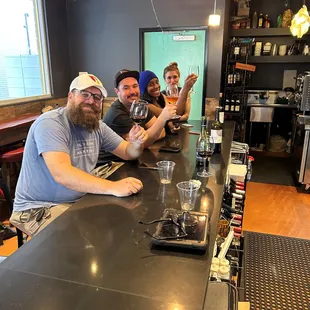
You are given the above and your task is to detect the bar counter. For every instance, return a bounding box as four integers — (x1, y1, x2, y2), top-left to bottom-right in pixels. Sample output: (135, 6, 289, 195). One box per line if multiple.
(0, 121, 235, 309)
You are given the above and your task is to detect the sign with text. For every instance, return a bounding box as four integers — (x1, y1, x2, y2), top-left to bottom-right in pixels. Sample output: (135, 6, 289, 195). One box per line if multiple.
(236, 62, 256, 72)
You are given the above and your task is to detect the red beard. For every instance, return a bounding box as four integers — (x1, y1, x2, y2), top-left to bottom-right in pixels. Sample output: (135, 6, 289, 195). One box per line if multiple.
(67, 102, 101, 132)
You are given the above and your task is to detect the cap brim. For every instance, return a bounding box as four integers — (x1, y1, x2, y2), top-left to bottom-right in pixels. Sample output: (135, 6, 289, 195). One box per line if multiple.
(115, 71, 140, 87)
(74, 85, 108, 98)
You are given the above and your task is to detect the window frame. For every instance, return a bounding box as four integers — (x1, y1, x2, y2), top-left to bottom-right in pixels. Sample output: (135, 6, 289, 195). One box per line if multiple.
(0, 0, 52, 107)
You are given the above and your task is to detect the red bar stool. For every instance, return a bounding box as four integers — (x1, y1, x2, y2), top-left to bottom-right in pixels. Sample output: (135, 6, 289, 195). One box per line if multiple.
(0, 147, 25, 247)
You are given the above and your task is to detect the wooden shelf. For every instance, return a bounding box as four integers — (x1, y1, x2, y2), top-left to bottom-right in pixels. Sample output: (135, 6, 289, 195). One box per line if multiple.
(248, 55, 310, 63)
(230, 28, 304, 37)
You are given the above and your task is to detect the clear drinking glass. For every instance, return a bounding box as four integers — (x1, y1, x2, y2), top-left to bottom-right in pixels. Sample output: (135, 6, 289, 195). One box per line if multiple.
(130, 99, 148, 126)
(196, 134, 214, 178)
(188, 65, 199, 93)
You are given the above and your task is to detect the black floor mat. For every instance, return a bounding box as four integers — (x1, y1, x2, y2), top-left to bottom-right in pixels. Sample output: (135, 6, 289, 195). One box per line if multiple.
(244, 231, 310, 310)
(250, 155, 295, 186)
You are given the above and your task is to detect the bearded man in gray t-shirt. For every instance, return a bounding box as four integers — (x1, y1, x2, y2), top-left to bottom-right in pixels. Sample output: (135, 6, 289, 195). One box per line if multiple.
(10, 73, 147, 237)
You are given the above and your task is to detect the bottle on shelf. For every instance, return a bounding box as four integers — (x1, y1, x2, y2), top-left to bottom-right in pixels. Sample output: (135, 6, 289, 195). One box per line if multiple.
(229, 37, 236, 59)
(235, 70, 241, 86)
(224, 95, 231, 112)
(227, 66, 234, 86)
(196, 116, 208, 167)
(257, 13, 264, 28)
(264, 14, 271, 28)
(233, 40, 240, 60)
(252, 11, 258, 28)
(230, 95, 236, 112)
(211, 108, 222, 154)
(232, 65, 237, 85)
(219, 93, 224, 124)
(235, 97, 241, 113)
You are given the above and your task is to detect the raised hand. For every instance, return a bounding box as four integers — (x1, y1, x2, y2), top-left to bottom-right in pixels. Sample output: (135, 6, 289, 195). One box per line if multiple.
(128, 124, 148, 145)
(161, 104, 177, 122)
(182, 73, 198, 93)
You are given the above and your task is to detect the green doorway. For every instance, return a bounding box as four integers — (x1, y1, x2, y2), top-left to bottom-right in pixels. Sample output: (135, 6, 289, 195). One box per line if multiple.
(140, 27, 207, 120)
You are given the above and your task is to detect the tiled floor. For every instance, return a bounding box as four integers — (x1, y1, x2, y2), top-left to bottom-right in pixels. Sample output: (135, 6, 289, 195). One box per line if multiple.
(1, 181, 310, 256)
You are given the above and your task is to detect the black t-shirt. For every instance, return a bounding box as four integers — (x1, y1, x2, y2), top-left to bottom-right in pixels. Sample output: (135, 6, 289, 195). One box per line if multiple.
(98, 99, 154, 165)
(103, 99, 154, 137)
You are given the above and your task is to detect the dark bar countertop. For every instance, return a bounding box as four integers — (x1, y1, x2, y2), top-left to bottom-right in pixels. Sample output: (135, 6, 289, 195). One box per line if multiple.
(0, 121, 235, 310)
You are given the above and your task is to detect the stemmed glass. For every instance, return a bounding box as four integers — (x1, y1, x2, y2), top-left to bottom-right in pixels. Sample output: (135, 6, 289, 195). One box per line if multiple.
(130, 99, 148, 126)
(196, 135, 214, 178)
(166, 84, 179, 103)
(188, 65, 199, 93)
(166, 85, 180, 128)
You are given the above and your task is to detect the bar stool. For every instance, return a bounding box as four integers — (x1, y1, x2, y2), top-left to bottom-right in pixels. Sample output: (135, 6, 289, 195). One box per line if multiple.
(0, 147, 25, 247)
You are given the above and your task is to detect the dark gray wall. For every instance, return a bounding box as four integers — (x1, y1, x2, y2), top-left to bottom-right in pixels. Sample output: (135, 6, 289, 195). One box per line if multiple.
(66, 0, 228, 98)
(44, 0, 71, 97)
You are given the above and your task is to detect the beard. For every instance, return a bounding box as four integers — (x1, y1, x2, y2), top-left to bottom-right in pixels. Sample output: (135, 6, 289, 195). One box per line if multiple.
(66, 101, 101, 132)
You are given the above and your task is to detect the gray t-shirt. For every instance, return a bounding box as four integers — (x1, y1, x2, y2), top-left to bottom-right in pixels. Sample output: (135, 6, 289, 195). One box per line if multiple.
(13, 107, 123, 212)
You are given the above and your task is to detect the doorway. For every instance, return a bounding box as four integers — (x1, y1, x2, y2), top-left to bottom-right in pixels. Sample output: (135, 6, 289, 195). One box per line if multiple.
(139, 27, 208, 120)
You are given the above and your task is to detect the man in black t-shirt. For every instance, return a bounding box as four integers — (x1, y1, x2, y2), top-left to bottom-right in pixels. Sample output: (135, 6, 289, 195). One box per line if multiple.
(104, 69, 176, 148)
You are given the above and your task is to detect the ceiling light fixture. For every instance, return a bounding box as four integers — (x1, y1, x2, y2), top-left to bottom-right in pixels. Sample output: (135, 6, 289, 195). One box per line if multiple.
(290, 1, 310, 38)
(208, 0, 221, 27)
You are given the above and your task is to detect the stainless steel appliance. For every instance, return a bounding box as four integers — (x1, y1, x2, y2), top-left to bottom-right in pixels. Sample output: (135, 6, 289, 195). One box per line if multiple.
(293, 115, 310, 188)
(300, 73, 310, 112)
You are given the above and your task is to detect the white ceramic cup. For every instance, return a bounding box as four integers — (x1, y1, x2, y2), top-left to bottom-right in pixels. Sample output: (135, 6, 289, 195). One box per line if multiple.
(279, 45, 287, 56)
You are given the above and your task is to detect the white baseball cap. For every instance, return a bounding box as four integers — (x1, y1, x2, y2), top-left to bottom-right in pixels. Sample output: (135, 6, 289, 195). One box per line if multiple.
(69, 73, 108, 97)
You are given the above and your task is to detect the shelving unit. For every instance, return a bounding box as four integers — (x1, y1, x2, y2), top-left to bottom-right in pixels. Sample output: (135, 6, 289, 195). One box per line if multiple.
(249, 55, 310, 63)
(231, 28, 298, 37)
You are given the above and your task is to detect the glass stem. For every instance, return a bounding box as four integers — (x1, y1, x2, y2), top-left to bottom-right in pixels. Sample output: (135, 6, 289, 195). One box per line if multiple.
(202, 156, 207, 173)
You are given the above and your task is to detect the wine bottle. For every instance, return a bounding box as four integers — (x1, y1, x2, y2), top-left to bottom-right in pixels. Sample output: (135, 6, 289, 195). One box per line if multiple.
(211, 108, 222, 154)
(196, 116, 208, 167)
(252, 12, 258, 28)
(219, 93, 224, 124)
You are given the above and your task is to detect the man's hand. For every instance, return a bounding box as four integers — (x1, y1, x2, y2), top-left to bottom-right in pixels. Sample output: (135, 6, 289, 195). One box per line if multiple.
(160, 104, 177, 122)
(182, 73, 198, 92)
(128, 124, 148, 145)
(111, 177, 143, 197)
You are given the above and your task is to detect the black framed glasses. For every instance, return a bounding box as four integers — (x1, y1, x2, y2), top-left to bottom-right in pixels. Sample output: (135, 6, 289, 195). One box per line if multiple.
(77, 90, 103, 103)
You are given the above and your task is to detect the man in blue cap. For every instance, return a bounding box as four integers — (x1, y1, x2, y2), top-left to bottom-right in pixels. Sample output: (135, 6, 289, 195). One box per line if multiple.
(103, 69, 176, 147)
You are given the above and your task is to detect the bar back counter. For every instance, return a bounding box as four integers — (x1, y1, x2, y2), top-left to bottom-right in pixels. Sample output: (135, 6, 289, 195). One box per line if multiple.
(0, 121, 235, 310)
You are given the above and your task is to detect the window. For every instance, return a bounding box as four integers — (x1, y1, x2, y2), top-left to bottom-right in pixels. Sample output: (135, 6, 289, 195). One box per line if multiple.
(0, 0, 51, 105)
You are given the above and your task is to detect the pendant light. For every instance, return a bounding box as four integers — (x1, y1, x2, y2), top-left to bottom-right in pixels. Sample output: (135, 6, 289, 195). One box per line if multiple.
(209, 0, 221, 27)
(290, 1, 310, 38)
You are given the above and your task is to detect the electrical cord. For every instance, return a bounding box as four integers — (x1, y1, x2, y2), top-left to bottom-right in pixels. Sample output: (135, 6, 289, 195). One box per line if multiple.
(150, 0, 164, 32)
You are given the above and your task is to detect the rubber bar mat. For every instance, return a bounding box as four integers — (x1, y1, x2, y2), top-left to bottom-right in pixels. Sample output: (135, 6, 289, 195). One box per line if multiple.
(244, 231, 310, 310)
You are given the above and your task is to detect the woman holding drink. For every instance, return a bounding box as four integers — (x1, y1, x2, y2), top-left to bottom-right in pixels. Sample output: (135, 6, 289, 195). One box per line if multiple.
(139, 66, 197, 132)
(162, 62, 197, 122)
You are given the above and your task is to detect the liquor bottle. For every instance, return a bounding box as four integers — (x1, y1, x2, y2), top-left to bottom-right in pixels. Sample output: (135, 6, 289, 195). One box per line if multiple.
(252, 12, 258, 28)
(196, 116, 208, 167)
(257, 13, 264, 28)
(264, 14, 270, 28)
(211, 108, 222, 154)
(235, 97, 241, 113)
